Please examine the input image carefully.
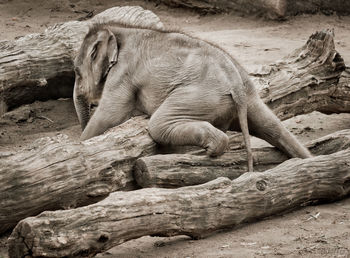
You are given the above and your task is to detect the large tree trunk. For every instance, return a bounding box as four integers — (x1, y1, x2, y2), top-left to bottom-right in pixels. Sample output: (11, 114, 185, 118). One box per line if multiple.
(155, 0, 287, 18)
(134, 129, 350, 188)
(8, 149, 350, 258)
(286, 0, 350, 16)
(0, 6, 163, 115)
(0, 116, 156, 235)
(155, 0, 350, 18)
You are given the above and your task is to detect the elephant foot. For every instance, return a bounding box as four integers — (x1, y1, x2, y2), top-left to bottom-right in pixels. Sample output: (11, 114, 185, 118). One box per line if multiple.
(205, 130, 229, 157)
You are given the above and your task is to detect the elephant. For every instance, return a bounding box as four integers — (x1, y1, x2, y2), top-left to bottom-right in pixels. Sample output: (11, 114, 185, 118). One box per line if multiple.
(73, 22, 312, 172)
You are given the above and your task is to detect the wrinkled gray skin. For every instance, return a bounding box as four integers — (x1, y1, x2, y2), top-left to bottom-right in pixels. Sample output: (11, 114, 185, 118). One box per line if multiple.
(73, 23, 312, 171)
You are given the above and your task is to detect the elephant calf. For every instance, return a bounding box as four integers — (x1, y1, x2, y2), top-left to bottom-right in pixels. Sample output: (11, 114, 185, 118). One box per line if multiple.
(73, 22, 312, 171)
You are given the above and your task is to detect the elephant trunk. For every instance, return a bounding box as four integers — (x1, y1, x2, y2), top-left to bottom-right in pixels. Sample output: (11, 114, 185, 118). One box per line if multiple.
(73, 83, 90, 131)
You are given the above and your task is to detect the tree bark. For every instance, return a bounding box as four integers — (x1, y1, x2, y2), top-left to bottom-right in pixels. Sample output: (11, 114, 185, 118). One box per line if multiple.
(8, 149, 350, 258)
(134, 129, 350, 188)
(0, 6, 163, 116)
(0, 116, 156, 235)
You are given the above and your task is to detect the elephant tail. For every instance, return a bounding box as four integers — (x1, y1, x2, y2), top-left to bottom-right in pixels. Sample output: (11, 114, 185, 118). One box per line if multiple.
(230, 90, 254, 172)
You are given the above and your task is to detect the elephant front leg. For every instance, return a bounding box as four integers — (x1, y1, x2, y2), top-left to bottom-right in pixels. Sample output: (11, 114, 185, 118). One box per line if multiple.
(73, 84, 90, 131)
(80, 90, 134, 141)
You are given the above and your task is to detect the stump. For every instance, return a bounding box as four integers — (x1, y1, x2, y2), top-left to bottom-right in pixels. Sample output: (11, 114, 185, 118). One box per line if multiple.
(255, 29, 347, 120)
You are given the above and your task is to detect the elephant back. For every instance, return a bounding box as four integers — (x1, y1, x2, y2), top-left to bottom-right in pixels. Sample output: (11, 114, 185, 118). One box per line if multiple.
(91, 6, 164, 30)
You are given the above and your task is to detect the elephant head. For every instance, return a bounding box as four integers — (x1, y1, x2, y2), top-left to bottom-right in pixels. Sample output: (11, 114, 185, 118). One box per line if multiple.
(73, 27, 119, 130)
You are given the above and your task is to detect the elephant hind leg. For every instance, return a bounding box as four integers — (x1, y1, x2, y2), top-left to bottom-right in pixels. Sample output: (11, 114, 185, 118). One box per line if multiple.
(149, 119, 229, 156)
(247, 98, 312, 159)
(148, 91, 229, 156)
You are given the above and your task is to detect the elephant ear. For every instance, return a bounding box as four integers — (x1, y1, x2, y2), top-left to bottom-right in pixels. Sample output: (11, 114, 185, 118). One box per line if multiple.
(90, 29, 118, 85)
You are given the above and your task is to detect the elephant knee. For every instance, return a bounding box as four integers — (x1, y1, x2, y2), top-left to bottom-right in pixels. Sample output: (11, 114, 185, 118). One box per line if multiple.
(148, 117, 169, 144)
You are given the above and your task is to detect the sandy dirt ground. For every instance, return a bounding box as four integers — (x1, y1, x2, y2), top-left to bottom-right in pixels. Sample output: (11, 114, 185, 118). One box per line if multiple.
(1, 0, 350, 257)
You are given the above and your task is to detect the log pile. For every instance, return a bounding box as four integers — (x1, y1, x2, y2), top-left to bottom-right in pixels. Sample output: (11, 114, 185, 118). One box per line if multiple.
(2, 117, 350, 235)
(8, 150, 350, 257)
(1, 6, 350, 258)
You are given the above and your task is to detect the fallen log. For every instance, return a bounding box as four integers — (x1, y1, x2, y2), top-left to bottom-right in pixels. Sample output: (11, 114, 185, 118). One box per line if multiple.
(0, 116, 156, 235)
(287, 0, 350, 16)
(155, 0, 350, 17)
(134, 129, 350, 188)
(0, 6, 163, 115)
(8, 149, 350, 258)
(155, 0, 287, 18)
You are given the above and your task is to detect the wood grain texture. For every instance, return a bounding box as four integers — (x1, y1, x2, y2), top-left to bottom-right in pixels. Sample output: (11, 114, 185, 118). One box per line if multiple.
(8, 149, 350, 257)
(0, 116, 156, 234)
(0, 6, 163, 115)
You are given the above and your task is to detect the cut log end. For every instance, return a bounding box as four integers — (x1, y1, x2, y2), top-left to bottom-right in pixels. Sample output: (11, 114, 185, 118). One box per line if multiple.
(134, 158, 151, 186)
